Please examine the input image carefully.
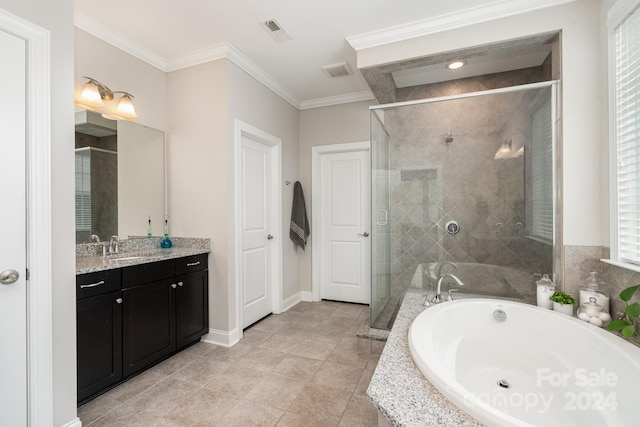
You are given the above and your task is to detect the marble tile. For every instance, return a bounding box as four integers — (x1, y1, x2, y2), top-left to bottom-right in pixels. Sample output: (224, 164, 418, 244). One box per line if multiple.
(169, 357, 231, 387)
(272, 355, 324, 381)
(235, 347, 287, 372)
(119, 377, 199, 417)
(78, 392, 123, 425)
(285, 338, 338, 360)
(148, 351, 200, 376)
(216, 400, 284, 427)
(182, 341, 218, 356)
(276, 411, 340, 427)
(102, 369, 166, 403)
(244, 374, 307, 410)
(311, 361, 364, 393)
(287, 383, 352, 418)
(162, 388, 241, 425)
(338, 395, 379, 427)
(203, 365, 266, 398)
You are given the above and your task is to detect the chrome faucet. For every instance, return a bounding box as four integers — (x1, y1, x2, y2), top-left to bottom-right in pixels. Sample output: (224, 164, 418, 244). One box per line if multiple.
(435, 260, 458, 278)
(432, 273, 464, 304)
(109, 235, 120, 255)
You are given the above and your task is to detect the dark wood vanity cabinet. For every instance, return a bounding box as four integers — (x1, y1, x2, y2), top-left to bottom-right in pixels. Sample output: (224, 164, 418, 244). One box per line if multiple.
(175, 255, 209, 349)
(76, 254, 208, 404)
(76, 270, 122, 403)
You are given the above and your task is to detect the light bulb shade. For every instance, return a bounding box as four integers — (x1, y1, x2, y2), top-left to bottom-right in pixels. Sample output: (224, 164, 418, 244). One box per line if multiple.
(80, 82, 104, 106)
(116, 94, 137, 118)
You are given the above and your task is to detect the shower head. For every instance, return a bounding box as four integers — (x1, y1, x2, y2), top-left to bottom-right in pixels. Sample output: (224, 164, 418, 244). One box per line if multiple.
(444, 133, 454, 144)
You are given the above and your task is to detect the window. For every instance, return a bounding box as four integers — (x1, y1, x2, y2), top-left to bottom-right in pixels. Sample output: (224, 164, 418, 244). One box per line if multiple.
(531, 98, 553, 243)
(75, 151, 91, 232)
(610, 0, 640, 266)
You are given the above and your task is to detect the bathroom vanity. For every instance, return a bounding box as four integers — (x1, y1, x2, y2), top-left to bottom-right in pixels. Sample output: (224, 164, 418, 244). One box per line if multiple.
(76, 240, 210, 404)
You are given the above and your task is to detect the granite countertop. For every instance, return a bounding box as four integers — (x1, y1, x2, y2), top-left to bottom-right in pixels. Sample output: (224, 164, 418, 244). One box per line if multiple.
(76, 237, 210, 275)
(367, 290, 483, 427)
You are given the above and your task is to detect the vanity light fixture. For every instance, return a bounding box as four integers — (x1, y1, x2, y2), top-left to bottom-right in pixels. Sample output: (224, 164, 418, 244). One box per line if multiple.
(79, 77, 137, 118)
(446, 59, 466, 70)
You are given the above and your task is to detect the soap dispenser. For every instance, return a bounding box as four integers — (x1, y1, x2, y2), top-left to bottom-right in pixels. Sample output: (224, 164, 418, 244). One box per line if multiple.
(536, 274, 555, 309)
(160, 216, 173, 249)
(579, 271, 609, 313)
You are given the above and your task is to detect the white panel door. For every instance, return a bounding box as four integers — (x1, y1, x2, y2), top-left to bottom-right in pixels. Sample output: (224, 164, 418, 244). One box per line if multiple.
(241, 135, 273, 327)
(320, 150, 370, 303)
(0, 28, 28, 426)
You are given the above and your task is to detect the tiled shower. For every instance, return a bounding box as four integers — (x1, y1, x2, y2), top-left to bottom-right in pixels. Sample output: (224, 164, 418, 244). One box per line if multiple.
(370, 84, 556, 330)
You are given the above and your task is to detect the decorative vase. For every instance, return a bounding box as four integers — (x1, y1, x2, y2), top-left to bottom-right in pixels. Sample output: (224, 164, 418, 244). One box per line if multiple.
(552, 301, 574, 316)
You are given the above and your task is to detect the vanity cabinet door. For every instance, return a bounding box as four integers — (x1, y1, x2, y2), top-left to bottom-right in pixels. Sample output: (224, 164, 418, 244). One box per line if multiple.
(77, 291, 122, 403)
(175, 269, 209, 350)
(122, 279, 176, 377)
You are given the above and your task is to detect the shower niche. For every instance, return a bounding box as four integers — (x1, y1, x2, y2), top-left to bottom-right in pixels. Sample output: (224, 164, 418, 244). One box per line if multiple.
(370, 83, 557, 330)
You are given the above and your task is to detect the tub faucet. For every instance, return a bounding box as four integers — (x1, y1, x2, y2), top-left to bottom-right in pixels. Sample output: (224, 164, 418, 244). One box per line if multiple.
(435, 261, 458, 278)
(432, 273, 464, 304)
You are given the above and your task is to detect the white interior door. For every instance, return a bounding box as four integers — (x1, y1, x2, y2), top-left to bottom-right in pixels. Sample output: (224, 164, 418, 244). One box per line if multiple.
(0, 28, 28, 426)
(319, 149, 371, 304)
(241, 135, 274, 327)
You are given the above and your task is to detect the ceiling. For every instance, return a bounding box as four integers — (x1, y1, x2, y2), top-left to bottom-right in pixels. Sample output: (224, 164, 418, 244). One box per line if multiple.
(74, 0, 570, 109)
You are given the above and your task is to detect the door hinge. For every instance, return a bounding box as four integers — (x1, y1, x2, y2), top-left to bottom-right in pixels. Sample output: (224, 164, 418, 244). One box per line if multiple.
(25, 268, 30, 281)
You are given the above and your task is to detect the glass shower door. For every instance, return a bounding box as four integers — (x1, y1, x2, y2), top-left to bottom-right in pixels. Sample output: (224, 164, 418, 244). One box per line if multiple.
(370, 109, 391, 328)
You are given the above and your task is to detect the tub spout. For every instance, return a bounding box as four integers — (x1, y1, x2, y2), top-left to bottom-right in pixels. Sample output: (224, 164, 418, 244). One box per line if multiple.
(432, 273, 464, 304)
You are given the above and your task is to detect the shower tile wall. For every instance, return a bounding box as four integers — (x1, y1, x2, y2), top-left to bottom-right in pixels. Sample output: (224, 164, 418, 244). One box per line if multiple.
(386, 91, 553, 309)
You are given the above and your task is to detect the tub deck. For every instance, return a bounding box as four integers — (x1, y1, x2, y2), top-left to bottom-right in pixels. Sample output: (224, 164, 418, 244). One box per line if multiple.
(367, 289, 484, 426)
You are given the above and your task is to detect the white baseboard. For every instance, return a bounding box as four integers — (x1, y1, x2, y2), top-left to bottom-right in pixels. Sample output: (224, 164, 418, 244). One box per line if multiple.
(283, 292, 302, 311)
(202, 328, 239, 348)
(301, 291, 315, 302)
(61, 418, 82, 427)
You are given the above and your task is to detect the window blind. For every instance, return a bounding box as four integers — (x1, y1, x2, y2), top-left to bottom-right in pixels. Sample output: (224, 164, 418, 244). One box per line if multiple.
(75, 152, 91, 232)
(615, 3, 640, 264)
(531, 99, 553, 243)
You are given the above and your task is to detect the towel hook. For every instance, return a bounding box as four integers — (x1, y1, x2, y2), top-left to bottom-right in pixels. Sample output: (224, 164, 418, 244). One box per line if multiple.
(285, 180, 292, 185)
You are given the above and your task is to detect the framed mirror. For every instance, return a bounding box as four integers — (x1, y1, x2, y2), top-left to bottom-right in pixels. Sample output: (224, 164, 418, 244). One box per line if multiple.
(75, 109, 165, 243)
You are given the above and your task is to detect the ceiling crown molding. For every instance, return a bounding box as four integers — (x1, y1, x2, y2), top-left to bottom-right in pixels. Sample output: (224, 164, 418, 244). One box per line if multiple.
(74, 11, 167, 70)
(75, 11, 377, 110)
(346, 0, 578, 51)
(299, 91, 375, 110)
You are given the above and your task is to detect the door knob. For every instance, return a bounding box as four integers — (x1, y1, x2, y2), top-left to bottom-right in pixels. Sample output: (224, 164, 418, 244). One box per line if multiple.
(360, 232, 370, 237)
(0, 269, 19, 285)
(267, 234, 274, 240)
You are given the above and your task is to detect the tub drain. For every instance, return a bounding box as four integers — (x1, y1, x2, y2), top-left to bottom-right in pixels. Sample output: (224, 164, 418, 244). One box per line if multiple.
(497, 379, 510, 389)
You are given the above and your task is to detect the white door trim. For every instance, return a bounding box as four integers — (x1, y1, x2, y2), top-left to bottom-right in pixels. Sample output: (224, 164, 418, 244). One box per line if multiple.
(0, 8, 53, 426)
(233, 119, 283, 341)
(311, 141, 370, 302)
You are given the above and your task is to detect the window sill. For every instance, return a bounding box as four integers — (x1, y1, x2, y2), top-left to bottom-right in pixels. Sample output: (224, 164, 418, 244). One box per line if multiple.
(601, 259, 640, 275)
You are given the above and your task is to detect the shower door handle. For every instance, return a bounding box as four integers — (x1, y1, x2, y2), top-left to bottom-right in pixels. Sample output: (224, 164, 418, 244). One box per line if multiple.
(376, 210, 388, 226)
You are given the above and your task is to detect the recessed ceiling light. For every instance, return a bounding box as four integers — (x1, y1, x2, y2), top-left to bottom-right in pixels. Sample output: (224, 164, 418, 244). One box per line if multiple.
(446, 60, 466, 70)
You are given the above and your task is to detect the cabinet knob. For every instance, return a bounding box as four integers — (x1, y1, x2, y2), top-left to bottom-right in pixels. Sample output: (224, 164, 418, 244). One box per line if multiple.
(116, 298, 123, 304)
(171, 283, 177, 289)
(178, 282, 184, 287)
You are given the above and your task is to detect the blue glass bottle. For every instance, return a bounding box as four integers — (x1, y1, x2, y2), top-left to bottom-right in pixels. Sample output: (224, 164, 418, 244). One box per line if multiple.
(160, 217, 172, 248)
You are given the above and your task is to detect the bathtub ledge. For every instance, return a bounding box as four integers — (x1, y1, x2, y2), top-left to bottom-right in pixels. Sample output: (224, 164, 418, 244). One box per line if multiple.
(367, 290, 484, 427)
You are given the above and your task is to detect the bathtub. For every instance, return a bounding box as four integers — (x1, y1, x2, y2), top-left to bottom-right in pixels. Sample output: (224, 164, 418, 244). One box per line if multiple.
(408, 298, 640, 427)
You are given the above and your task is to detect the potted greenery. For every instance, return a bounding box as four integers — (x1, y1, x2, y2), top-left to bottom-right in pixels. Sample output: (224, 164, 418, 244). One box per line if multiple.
(607, 285, 640, 339)
(549, 291, 576, 315)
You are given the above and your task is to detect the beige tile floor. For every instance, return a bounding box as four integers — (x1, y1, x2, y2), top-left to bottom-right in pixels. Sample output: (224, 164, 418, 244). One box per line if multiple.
(78, 300, 381, 426)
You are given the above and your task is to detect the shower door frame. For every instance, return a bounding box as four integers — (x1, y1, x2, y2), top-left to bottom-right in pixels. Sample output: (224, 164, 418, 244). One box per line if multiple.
(369, 80, 563, 295)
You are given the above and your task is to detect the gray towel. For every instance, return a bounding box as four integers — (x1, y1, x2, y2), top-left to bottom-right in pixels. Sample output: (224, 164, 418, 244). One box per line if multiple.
(290, 181, 310, 250)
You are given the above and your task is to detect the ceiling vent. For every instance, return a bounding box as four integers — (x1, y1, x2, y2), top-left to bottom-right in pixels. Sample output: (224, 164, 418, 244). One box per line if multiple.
(262, 19, 292, 43)
(322, 62, 353, 78)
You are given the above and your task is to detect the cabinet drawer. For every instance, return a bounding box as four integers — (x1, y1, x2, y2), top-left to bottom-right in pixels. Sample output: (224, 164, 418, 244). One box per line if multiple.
(122, 259, 175, 288)
(175, 253, 208, 275)
(77, 269, 122, 299)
